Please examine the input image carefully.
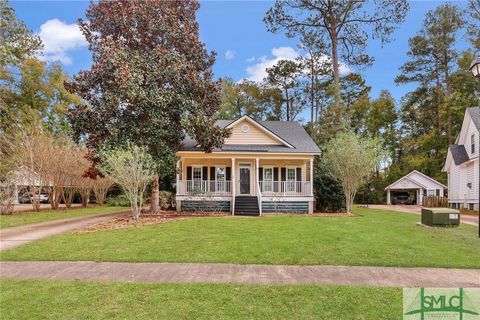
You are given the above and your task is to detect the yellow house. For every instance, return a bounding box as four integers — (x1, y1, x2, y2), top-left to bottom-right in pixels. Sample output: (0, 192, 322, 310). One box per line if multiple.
(176, 115, 320, 215)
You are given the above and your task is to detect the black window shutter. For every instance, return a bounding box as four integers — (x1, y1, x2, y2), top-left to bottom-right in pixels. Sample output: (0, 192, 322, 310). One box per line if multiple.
(296, 167, 302, 192)
(273, 168, 279, 192)
(226, 167, 231, 180)
(187, 166, 192, 180)
(281, 168, 286, 181)
(202, 167, 208, 181)
(259, 168, 263, 181)
(436, 189, 440, 196)
(423, 189, 427, 196)
(210, 167, 216, 181)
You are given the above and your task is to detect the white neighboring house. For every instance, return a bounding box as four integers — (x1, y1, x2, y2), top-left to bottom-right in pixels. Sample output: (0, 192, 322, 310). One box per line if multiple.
(385, 170, 447, 206)
(443, 107, 479, 211)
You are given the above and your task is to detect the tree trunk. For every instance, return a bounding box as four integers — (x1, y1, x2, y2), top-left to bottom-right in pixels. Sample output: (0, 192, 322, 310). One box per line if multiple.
(330, 27, 341, 113)
(310, 71, 315, 139)
(150, 175, 159, 213)
(444, 63, 452, 145)
(284, 85, 290, 121)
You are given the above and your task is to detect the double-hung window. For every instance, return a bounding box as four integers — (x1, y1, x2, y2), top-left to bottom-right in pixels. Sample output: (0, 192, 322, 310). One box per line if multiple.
(215, 166, 226, 192)
(427, 189, 436, 196)
(286, 167, 296, 193)
(263, 167, 273, 192)
(192, 167, 202, 191)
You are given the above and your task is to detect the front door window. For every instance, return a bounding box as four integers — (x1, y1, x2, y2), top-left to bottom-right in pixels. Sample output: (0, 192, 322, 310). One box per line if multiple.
(239, 166, 250, 194)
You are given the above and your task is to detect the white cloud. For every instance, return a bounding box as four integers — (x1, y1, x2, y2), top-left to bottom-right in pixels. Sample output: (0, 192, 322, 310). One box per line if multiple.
(244, 46, 350, 82)
(244, 46, 300, 82)
(37, 19, 87, 65)
(225, 50, 235, 60)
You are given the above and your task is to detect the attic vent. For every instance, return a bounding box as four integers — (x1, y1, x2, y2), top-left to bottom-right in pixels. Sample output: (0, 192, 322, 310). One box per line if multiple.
(241, 124, 249, 133)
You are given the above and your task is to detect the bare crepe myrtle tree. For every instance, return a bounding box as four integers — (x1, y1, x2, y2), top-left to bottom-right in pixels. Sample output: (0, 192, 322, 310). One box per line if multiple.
(91, 177, 113, 206)
(99, 144, 156, 219)
(4, 131, 54, 211)
(322, 131, 385, 213)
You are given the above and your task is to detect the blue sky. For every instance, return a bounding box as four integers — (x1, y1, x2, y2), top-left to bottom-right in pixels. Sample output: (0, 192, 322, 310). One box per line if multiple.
(11, 0, 471, 119)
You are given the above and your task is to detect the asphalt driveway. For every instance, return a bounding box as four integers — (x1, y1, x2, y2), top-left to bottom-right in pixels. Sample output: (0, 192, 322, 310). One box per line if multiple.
(369, 204, 479, 226)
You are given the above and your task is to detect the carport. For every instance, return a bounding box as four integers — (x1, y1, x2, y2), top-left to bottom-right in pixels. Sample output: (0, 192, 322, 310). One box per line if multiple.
(385, 170, 447, 206)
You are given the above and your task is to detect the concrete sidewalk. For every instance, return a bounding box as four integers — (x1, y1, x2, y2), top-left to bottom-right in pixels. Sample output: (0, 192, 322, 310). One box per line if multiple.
(0, 211, 129, 252)
(1, 261, 479, 288)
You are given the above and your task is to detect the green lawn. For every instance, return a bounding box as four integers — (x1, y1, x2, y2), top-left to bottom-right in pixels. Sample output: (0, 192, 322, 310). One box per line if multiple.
(2, 208, 478, 268)
(0, 206, 126, 229)
(0, 279, 402, 319)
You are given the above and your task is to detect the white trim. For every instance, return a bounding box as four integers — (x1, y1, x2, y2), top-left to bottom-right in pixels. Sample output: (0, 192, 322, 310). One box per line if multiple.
(224, 115, 295, 149)
(262, 196, 314, 202)
(176, 195, 232, 201)
(177, 151, 318, 157)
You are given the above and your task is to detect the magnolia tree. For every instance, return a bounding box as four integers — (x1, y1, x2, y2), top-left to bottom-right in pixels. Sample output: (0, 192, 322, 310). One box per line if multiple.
(323, 132, 384, 213)
(100, 144, 155, 219)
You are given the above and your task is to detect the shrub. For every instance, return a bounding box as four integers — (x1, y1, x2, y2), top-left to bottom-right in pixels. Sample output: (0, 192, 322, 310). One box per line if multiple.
(105, 194, 130, 207)
(159, 191, 172, 209)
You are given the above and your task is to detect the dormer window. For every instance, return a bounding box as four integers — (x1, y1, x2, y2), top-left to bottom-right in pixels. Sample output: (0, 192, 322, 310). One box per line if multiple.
(471, 134, 476, 154)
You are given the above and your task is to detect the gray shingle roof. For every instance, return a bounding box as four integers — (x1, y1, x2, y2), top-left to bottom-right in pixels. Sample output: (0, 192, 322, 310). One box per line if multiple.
(180, 119, 320, 154)
(449, 144, 469, 165)
(467, 107, 479, 130)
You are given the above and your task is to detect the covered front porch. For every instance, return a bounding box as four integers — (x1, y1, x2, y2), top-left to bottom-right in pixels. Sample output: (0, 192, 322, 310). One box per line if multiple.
(175, 153, 314, 214)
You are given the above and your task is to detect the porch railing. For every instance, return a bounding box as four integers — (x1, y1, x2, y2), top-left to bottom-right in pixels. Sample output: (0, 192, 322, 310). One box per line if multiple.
(259, 181, 311, 196)
(177, 180, 231, 196)
(177, 180, 311, 196)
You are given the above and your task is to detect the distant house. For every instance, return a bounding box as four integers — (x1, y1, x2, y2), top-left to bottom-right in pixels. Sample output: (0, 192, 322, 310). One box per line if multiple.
(175, 115, 320, 215)
(384, 170, 447, 206)
(442, 107, 479, 211)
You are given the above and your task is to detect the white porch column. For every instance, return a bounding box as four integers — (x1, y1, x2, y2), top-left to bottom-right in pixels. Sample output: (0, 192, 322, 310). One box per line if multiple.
(387, 189, 391, 205)
(309, 158, 314, 196)
(176, 160, 181, 211)
(256, 158, 260, 193)
(231, 158, 236, 215)
(256, 158, 262, 216)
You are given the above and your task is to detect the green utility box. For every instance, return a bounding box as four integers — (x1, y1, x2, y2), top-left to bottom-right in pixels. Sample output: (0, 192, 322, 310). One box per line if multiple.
(421, 208, 460, 227)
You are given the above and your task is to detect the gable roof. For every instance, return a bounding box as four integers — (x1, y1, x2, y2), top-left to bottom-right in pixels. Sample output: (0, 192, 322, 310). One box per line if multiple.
(448, 144, 470, 165)
(384, 170, 447, 190)
(222, 115, 295, 148)
(467, 107, 479, 130)
(180, 116, 321, 154)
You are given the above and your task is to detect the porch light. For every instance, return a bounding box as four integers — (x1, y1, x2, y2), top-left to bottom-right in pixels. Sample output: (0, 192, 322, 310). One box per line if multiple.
(470, 57, 480, 78)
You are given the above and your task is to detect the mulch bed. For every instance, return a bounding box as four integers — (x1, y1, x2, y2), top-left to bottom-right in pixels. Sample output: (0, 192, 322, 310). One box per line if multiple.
(77, 211, 229, 233)
(78, 210, 355, 233)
